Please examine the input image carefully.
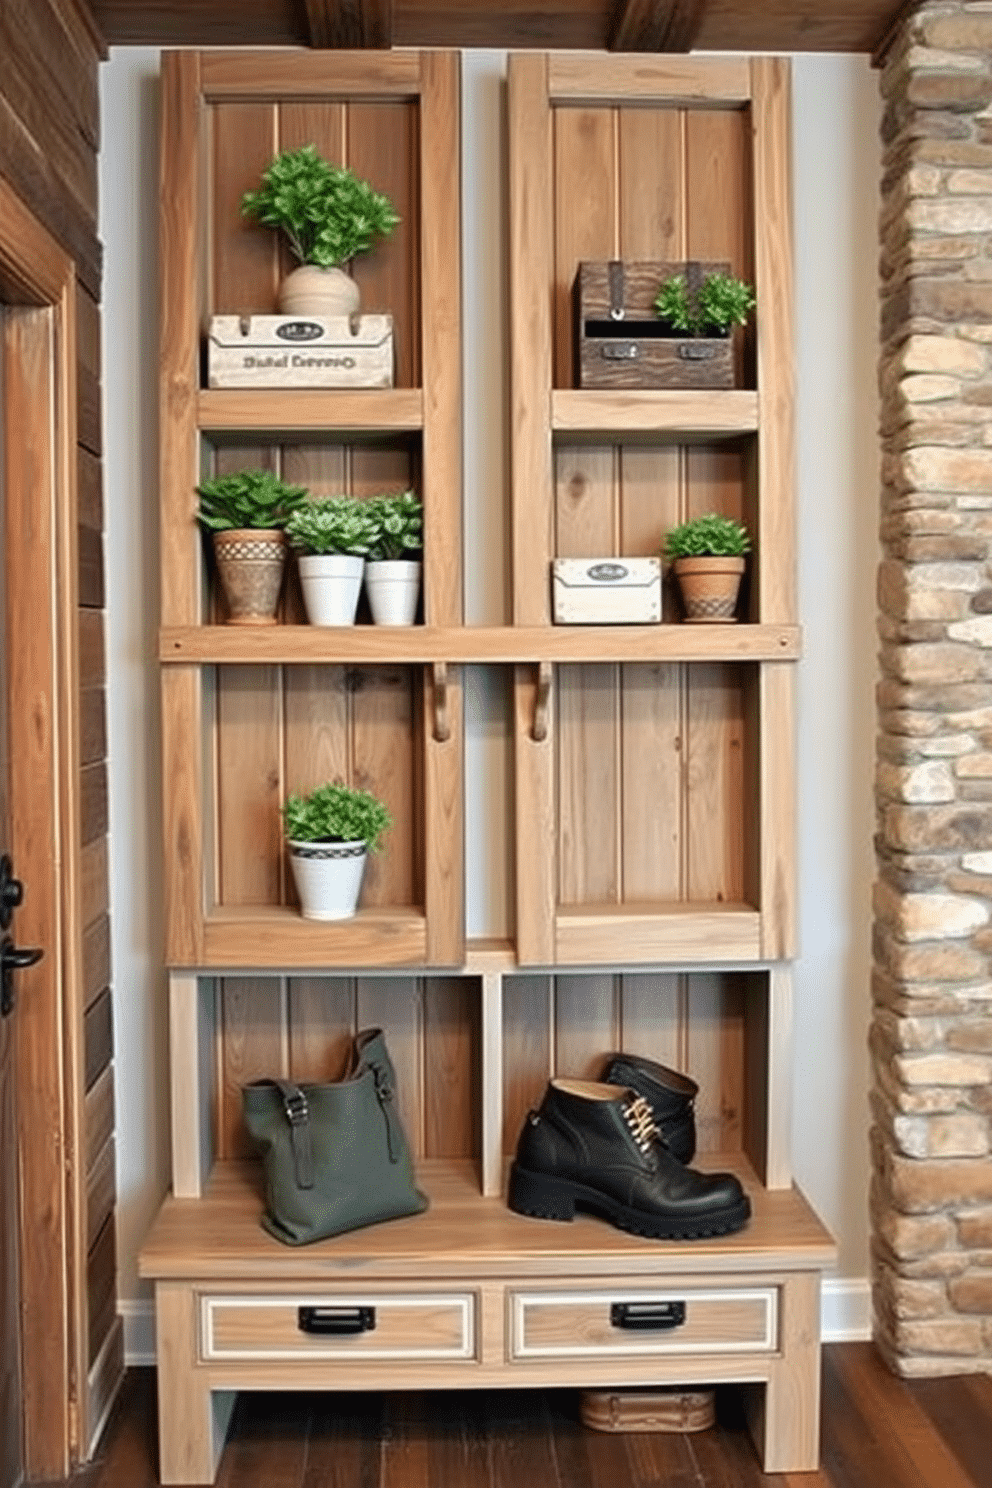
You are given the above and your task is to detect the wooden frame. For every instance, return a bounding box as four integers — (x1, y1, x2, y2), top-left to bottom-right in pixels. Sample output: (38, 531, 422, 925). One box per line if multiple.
(159, 50, 464, 971)
(0, 172, 87, 1477)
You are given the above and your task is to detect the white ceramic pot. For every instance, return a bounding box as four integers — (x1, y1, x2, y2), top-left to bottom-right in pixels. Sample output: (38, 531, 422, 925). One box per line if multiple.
(297, 553, 365, 626)
(278, 264, 361, 317)
(288, 839, 367, 920)
(365, 559, 422, 626)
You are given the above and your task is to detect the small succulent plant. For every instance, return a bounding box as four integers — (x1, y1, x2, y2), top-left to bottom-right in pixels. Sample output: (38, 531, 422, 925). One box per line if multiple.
(663, 513, 751, 559)
(283, 781, 392, 851)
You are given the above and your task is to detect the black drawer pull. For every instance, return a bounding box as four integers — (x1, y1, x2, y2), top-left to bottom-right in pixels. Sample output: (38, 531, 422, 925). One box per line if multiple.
(298, 1305, 376, 1336)
(610, 1301, 686, 1331)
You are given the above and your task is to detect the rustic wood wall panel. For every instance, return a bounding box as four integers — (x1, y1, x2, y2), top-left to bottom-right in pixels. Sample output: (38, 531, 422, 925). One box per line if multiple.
(210, 104, 278, 316)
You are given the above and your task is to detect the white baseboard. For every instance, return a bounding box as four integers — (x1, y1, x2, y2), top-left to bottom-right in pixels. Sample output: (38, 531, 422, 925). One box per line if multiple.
(121, 1278, 872, 1366)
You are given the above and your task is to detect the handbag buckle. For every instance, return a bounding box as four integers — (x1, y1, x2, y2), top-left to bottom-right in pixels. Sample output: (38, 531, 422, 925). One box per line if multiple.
(282, 1088, 309, 1126)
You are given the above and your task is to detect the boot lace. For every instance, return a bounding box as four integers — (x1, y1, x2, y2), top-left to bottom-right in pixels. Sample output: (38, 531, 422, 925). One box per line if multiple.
(622, 1095, 659, 1156)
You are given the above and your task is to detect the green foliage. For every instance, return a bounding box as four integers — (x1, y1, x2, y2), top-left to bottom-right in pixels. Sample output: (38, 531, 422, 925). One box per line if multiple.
(196, 469, 308, 531)
(663, 513, 751, 559)
(366, 490, 423, 561)
(241, 144, 400, 268)
(653, 271, 755, 336)
(285, 497, 377, 557)
(283, 781, 392, 851)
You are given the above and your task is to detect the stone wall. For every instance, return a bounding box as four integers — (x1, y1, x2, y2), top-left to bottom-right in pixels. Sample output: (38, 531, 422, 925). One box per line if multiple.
(874, 0, 992, 1375)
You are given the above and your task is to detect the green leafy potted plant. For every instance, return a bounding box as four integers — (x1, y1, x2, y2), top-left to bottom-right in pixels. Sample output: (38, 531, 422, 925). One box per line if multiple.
(653, 268, 755, 388)
(364, 490, 423, 626)
(285, 497, 378, 626)
(283, 781, 392, 920)
(196, 468, 307, 625)
(241, 143, 400, 317)
(663, 512, 751, 623)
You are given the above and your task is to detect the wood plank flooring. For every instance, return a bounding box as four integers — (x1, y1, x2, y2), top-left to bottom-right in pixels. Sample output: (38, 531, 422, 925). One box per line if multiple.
(42, 1344, 992, 1488)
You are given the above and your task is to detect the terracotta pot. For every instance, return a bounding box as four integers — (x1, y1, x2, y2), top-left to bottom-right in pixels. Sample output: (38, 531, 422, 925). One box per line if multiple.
(212, 528, 286, 625)
(278, 264, 361, 317)
(672, 555, 745, 623)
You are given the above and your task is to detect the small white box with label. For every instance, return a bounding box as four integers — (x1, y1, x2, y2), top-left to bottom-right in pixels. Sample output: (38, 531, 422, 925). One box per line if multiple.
(552, 557, 662, 624)
(207, 314, 394, 389)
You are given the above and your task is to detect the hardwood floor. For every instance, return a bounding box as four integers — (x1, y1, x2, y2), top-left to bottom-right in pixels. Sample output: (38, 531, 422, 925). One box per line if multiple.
(45, 1344, 992, 1488)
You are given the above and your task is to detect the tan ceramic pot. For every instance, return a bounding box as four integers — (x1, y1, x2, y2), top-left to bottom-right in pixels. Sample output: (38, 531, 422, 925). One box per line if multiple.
(672, 555, 745, 623)
(278, 264, 361, 317)
(212, 528, 287, 625)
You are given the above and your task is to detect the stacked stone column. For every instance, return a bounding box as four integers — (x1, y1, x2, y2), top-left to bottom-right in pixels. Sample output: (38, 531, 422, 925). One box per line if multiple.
(874, 0, 992, 1374)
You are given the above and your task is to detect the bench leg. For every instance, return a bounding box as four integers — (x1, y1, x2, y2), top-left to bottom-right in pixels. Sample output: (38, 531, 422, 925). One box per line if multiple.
(155, 1282, 235, 1485)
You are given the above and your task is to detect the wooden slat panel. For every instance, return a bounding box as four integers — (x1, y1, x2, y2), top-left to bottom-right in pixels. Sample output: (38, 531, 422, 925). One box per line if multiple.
(78, 521, 104, 608)
(162, 667, 204, 963)
(78, 608, 104, 689)
(79, 760, 108, 847)
(211, 100, 278, 316)
(216, 665, 282, 907)
(618, 971, 685, 1075)
(424, 663, 464, 965)
(170, 973, 213, 1197)
(287, 977, 355, 1082)
(687, 972, 745, 1154)
(80, 835, 109, 930)
(83, 988, 113, 1092)
(159, 51, 202, 628)
(79, 686, 106, 766)
(508, 53, 554, 627)
(356, 977, 424, 1157)
(548, 54, 752, 105)
(751, 57, 795, 626)
(419, 50, 462, 626)
(759, 663, 796, 959)
(514, 666, 556, 965)
(349, 100, 419, 388)
(423, 977, 477, 1160)
(83, 913, 111, 1011)
(557, 664, 619, 906)
(351, 666, 417, 910)
(554, 973, 618, 1080)
(621, 664, 683, 900)
(502, 973, 552, 1156)
(86, 1215, 117, 1369)
(76, 284, 101, 455)
(199, 49, 423, 99)
(552, 104, 616, 392)
(219, 978, 287, 1159)
(77, 445, 101, 529)
(686, 664, 745, 905)
(84, 1064, 114, 1176)
(86, 1137, 115, 1245)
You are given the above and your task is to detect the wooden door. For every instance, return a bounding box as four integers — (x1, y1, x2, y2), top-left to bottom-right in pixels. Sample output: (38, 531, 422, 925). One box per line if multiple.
(0, 302, 23, 1488)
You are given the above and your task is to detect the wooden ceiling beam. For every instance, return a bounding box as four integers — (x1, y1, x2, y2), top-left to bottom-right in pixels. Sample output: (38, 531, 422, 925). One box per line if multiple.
(871, 0, 924, 67)
(610, 0, 708, 53)
(303, 0, 392, 48)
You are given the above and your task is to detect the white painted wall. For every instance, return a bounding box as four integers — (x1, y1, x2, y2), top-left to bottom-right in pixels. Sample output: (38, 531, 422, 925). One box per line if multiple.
(100, 48, 881, 1355)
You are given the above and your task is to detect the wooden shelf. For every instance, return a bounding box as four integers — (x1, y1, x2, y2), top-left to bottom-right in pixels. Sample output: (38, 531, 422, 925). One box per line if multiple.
(197, 387, 424, 437)
(551, 388, 759, 442)
(199, 905, 429, 970)
(161, 623, 801, 665)
(140, 1157, 836, 1284)
(556, 904, 762, 965)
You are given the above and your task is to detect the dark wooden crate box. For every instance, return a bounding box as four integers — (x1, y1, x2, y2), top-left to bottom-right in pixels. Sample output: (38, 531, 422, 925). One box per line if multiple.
(576, 260, 734, 390)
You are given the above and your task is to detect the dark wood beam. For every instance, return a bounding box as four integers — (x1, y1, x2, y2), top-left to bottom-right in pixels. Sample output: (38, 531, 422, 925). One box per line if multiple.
(610, 0, 708, 53)
(303, 0, 392, 48)
(872, 0, 924, 67)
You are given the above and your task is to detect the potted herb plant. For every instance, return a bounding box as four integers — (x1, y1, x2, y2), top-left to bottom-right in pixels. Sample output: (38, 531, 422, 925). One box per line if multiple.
(663, 512, 751, 623)
(284, 497, 377, 625)
(653, 267, 755, 388)
(283, 781, 392, 920)
(364, 490, 423, 626)
(196, 468, 307, 625)
(241, 143, 400, 317)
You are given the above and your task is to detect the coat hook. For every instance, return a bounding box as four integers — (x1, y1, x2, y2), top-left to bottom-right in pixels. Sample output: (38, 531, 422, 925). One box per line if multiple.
(432, 662, 450, 743)
(531, 661, 553, 743)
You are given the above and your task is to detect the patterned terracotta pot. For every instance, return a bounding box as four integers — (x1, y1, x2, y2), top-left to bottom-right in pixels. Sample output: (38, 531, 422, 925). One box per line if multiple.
(672, 555, 745, 623)
(212, 528, 287, 625)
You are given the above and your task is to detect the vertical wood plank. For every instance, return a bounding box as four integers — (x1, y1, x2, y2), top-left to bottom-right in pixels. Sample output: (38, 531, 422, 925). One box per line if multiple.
(618, 972, 686, 1073)
(508, 53, 554, 626)
(351, 666, 416, 909)
(162, 667, 204, 963)
(418, 52, 461, 628)
(686, 972, 744, 1155)
(751, 58, 795, 626)
(356, 978, 423, 1158)
(557, 665, 619, 906)
(215, 667, 282, 906)
(553, 104, 617, 390)
(170, 973, 207, 1197)
(424, 663, 465, 965)
(764, 964, 794, 1189)
(619, 106, 684, 259)
(287, 977, 355, 1083)
(760, 663, 797, 959)
(423, 976, 477, 1160)
(514, 665, 557, 965)
(502, 974, 552, 1159)
(481, 972, 504, 1197)
(210, 100, 278, 315)
(621, 664, 683, 901)
(349, 99, 419, 387)
(218, 978, 286, 1160)
(160, 51, 202, 629)
(553, 974, 618, 1080)
(686, 664, 744, 906)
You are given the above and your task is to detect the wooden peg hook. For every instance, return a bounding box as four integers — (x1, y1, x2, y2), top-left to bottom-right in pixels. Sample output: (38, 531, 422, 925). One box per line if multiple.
(531, 661, 553, 742)
(432, 662, 450, 743)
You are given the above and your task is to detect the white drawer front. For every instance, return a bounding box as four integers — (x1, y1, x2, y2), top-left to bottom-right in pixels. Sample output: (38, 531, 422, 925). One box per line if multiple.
(200, 1292, 475, 1363)
(510, 1286, 777, 1361)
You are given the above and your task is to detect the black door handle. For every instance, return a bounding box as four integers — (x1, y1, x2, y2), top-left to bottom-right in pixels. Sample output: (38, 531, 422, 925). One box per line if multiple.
(610, 1301, 686, 1331)
(298, 1305, 376, 1336)
(0, 935, 43, 1017)
(0, 854, 23, 930)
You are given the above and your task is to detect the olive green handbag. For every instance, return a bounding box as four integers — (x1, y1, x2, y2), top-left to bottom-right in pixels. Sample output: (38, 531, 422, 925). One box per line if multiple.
(242, 1028, 428, 1246)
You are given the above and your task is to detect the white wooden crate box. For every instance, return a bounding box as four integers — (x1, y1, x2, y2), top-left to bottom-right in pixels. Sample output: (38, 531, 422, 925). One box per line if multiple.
(552, 558, 662, 624)
(207, 314, 394, 389)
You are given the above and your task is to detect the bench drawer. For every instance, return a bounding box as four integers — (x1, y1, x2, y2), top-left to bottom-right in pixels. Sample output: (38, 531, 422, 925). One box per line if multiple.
(200, 1291, 475, 1362)
(509, 1285, 777, 1361)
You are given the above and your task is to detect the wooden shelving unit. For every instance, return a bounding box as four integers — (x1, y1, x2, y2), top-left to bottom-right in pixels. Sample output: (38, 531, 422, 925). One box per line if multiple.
(140, 47, 834, 1487)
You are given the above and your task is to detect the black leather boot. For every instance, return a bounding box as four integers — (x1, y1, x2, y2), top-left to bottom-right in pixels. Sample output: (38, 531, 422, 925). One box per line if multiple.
(600, 1052, 698, 1164)
(507, 1079, 750, 1240)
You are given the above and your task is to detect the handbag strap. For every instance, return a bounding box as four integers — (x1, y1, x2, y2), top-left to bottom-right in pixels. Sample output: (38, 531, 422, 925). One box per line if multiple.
(359, 1053, 401, 1164)
(272, 1079, 314, 1190)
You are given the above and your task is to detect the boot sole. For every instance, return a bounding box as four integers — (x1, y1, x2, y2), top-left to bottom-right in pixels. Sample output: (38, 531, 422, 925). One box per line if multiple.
(507, 1164, 751, 1240)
